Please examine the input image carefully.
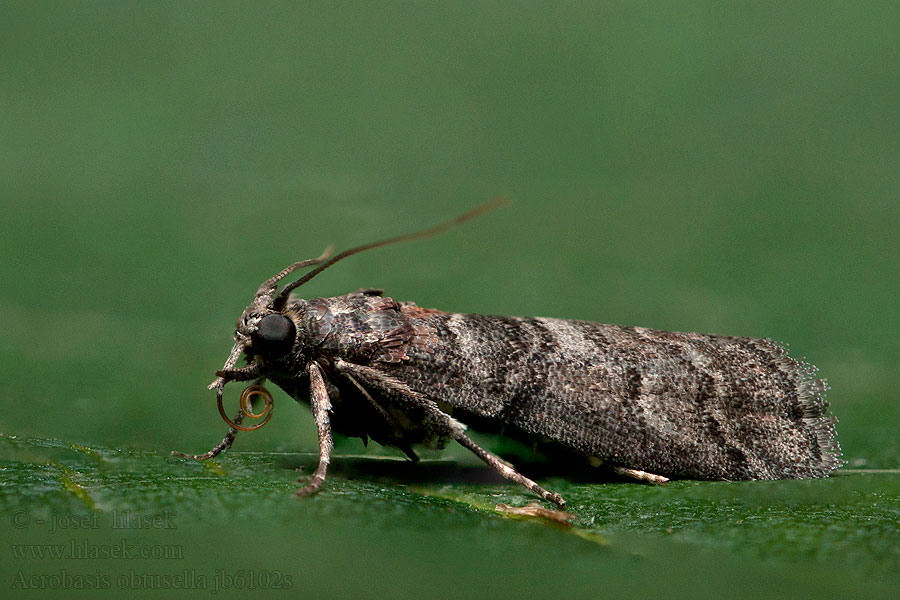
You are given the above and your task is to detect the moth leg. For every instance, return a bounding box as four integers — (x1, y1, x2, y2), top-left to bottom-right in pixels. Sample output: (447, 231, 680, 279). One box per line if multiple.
(295, 361, 334, 497)
(215, 363, 261, 381)
(333, 359, 465, 435)
(341, 369, 419, 462)
(173, 375, 266, 460)
(456, 434, 567, 509)
(334, 359, 566, 508)
(612, 466, 669, 485)
(172, 409, 243, 460)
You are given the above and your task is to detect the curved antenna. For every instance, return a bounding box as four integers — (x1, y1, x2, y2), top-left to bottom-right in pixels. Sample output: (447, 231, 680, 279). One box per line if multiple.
(255, 246, 334, 297)
(274, 197, 508, 306)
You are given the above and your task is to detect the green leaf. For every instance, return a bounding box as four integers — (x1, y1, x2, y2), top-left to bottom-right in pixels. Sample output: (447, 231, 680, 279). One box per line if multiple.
(2, 434, 898, 598)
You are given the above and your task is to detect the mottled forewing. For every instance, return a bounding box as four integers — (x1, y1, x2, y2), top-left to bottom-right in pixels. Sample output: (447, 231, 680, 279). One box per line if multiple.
(381, 311, 840, 480)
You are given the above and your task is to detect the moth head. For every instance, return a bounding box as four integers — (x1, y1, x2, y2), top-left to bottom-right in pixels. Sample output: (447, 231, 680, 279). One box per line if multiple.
(211, 247, 335, 386)
(212, 198, 506, 382)
(238, 310, 297, 357)
(238, 250, 338, 359)
(201, 200, 505, 435)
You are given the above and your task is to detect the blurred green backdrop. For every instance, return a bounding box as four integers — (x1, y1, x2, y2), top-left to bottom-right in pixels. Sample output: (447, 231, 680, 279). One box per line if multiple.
(1, 2, 898, 599)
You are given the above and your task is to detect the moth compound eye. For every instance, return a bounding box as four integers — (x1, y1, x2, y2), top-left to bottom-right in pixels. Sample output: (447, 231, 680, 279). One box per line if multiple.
(250, 314, 296, 354)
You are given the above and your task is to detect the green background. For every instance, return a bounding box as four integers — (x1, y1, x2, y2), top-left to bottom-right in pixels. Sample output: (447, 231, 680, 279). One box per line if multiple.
(2, 2, 898, 598)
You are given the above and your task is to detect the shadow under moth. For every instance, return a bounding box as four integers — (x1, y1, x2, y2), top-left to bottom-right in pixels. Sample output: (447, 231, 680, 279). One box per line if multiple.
(175, 200, 841, 507)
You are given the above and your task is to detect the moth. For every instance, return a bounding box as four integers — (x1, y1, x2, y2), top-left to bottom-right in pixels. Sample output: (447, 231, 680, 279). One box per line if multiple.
(176, 201, 841, 507)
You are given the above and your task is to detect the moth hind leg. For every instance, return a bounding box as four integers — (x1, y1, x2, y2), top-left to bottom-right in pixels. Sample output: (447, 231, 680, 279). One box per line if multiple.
(611, 465, 669, 485)
(332, 359, 566, 507)
(456, 434, 567, 508)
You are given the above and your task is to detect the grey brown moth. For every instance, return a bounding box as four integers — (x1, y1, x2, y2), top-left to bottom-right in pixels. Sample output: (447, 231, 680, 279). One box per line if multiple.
(175, 201, 841, 507)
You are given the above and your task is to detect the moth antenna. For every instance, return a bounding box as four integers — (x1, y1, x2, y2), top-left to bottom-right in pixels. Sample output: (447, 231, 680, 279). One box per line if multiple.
(275, 196, 508, 306)
(256, 245, 335, 297)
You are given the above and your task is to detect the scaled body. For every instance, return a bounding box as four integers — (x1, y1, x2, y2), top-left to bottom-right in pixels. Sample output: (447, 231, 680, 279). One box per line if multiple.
(271, 290, 839, 482)
(179, 203, 841, 506)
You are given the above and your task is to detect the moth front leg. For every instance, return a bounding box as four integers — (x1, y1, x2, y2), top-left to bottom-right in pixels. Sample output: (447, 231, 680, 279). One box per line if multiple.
(296, 361, 334, 497)
(171, 419, 242, 461)
(214, 364, 261, 381)
(172, 376, 266, 461)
